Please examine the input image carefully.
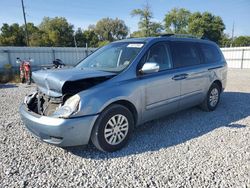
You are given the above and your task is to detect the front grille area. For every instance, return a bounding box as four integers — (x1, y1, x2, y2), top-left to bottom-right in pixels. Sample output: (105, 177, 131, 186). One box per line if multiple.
(37, 92, 62, 116)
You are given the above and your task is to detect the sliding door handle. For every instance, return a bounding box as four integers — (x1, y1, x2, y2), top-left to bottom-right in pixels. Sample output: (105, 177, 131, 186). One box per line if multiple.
(208, 66, 223, 71)
(172, 73, 188, 80)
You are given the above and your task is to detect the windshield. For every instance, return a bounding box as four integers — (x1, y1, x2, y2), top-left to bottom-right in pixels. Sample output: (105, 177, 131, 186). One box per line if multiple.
(76, 42, 144, 72)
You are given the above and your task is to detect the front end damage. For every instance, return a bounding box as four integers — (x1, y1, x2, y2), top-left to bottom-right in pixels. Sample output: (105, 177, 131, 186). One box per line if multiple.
(19, 68, 114, 146)
(20, 100, 98, 146)
(20, 82, 99, 146)
(25, 68, 115, 117)
(25, 90, 82, 119)
(25, 91, 65, 116)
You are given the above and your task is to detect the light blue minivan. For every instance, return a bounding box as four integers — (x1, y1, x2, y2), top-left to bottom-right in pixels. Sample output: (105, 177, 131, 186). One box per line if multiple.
(20, 35, 227, 152)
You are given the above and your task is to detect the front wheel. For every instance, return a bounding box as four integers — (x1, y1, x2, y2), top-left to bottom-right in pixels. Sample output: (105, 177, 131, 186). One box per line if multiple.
(91, 104, 134, 152)
(200, 83, 221, 111)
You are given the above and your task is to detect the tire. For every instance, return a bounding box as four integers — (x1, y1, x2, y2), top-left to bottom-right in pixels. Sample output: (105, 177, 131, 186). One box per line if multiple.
(91, 104, 134, 152)
(200, 83, 221, 112)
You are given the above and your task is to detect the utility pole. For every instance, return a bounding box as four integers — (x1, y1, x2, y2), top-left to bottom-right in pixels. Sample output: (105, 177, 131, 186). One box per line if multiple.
(230, 22, 234, 47)
(21, 0, 29, 46)
(73, 32, 79, 60)
(73, 33, 78, 48)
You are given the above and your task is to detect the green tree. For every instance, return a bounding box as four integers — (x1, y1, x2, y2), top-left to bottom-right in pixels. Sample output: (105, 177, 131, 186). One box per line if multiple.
(98, 40, 110, 47)
(188, 12, 225, 43)
(233, 36, 250, 47)
(150, 22, 164, 36)
(73, 28, 99, 47)
(112, 18, 129, 40)
(164, 8, 191, 34)
(39, 17, 74, 46)
(21, 23, 48, 46)
(95, 17, 128, 42)
(21, 23, 39, 35)
(130, 30, 144, 38)
(0, 23, 25, 46)
(83, 29, 99, 47)
(131, 3, 152, 36)
(219, 33, 231, 47)
(131, 3, 163, 37)
(29, 30, 49, 46)
(74, 28, 86, 47)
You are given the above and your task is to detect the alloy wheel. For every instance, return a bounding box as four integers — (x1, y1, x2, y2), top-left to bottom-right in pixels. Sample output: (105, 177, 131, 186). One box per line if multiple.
(104, 114, 129, 145)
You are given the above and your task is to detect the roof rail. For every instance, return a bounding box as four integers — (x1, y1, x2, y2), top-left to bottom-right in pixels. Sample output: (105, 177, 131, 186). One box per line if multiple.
(159, 33, 206, 40)
(171, 34, 198, 39)
(200, 36, 209, 40)
(159, 33, 175, 37)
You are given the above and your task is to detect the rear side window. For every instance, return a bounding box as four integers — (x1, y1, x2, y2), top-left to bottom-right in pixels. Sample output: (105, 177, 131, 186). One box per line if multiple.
(199, 43, 221, 63)
(170, 42, 201, 68)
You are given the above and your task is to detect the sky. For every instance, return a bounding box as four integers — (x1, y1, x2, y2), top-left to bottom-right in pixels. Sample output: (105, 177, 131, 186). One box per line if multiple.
(0, 0, 249, 36)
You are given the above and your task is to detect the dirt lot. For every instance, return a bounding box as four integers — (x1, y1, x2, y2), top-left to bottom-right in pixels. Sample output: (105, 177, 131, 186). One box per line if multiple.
(0, 69, 249, 187)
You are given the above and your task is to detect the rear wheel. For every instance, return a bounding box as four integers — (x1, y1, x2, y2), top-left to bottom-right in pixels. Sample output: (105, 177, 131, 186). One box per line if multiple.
(91, 104, 134, 152)
(200, 83, 221, 111)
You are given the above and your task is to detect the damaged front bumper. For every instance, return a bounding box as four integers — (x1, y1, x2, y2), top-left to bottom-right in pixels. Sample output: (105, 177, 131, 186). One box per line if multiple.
(19, 104, 98, 147)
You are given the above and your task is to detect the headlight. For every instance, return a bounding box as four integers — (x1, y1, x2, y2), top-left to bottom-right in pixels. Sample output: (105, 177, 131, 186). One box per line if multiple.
(52, 94, 80, 118)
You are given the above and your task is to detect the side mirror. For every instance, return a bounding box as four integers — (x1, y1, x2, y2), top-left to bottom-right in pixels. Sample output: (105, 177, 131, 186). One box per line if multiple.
(16, 58, 21, 64)
(140, 62, 160, 74)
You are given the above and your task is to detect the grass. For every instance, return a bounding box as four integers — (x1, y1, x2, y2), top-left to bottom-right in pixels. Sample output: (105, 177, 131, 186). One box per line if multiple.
(0, 71, 21, 84)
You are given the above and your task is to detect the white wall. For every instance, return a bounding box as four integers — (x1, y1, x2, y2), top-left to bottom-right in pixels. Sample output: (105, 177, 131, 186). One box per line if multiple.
(0, 47, 96, 69)
(221, 47, 250, 69)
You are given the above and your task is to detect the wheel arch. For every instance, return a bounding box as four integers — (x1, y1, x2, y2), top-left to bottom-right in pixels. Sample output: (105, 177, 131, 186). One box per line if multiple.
(212, 80, 222, 92)
(102, 100, 138, 126)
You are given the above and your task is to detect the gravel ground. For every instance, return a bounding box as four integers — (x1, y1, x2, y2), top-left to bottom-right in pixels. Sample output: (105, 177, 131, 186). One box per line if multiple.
(0, 69, 249, 188)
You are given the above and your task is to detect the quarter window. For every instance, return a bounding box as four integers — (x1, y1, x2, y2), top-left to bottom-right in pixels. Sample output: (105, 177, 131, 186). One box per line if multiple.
(200, 43, 221, 63)
(170, 42, 201, 68)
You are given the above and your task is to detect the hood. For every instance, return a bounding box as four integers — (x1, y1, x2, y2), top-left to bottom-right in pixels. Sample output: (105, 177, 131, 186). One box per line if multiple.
(32, 68, 116, 97)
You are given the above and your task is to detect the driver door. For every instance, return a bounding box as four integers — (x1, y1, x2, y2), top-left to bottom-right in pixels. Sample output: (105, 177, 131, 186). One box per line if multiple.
(139, 42, 181, 123)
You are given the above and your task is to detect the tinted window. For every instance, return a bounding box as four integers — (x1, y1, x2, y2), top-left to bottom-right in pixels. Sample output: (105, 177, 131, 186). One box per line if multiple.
(200, 43, 221, 63)
(143, 43, 172, 71)
(170, 42, 201, 68)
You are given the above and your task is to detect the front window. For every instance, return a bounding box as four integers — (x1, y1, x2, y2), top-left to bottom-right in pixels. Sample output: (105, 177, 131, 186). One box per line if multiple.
(76, 42, 144, 73)
(140, 42, 172, 71)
